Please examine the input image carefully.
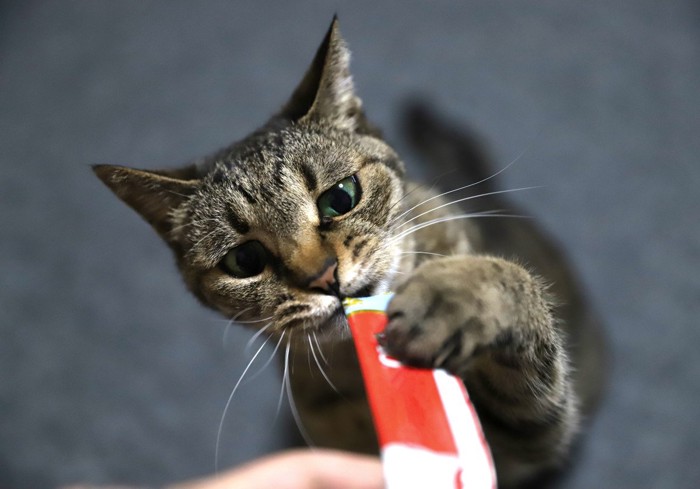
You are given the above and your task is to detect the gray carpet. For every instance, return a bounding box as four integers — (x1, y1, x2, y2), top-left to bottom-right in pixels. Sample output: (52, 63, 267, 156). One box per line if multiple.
(2, 1, 699, 488)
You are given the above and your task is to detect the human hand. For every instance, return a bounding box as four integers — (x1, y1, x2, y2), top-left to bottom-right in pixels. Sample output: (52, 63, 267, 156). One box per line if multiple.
(169, 449, 383, 489)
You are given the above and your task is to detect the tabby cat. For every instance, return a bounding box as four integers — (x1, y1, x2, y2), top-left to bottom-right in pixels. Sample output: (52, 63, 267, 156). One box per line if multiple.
(94, 19, 605, 488)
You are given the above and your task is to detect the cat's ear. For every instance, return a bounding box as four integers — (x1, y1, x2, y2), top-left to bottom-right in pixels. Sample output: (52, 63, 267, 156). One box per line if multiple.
(280, 17, 369, 133)
(93, 164, 199, 242)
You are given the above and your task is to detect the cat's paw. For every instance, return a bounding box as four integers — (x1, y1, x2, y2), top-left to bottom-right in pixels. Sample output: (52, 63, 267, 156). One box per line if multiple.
(381, 256, 534, 375)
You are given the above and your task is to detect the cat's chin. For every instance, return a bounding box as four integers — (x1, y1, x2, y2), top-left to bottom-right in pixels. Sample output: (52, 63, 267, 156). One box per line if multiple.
(316, 306, 349, 337)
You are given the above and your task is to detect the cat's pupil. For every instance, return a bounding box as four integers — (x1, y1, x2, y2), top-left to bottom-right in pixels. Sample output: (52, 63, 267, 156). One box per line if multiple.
(317, 175, 360, 218)
(236, 246, 262, 273)
(220, 241, 267, 278)
(328, 188, 352, 214)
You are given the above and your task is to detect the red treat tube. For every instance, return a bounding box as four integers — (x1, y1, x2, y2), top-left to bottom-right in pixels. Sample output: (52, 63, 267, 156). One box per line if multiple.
(344, 294, 496, 489)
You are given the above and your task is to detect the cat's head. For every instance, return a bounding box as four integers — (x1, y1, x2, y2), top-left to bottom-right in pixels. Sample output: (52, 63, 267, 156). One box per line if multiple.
(94, 19, 406, 337)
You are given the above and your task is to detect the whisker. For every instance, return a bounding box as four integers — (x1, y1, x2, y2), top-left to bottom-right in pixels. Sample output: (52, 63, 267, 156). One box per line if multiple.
(389, 208, 506, 244)
(221, 319, 235, 347)
(275, 331, 291, 422)
(386, 168, 457, 218)
(312, 331, 328, 365)
(214, 315, 273, 326)
(385, 182, 429, 219)
(306, 335, 313, 377)
(388, 154, 527, 228)
(285, 336, 316, 448)
(222, 307, 253, 346)
(215, 335, 270, 473)
(385, 210, 500, 249)
(243, 321, 274, 356)
(308, 335, 339, 394)
(389, 211, 529, 246)
(396, 186, 540, 231)
(233, 315, 275, 325)
(244, 330, 285, 385)
(399, 251, 447, 258)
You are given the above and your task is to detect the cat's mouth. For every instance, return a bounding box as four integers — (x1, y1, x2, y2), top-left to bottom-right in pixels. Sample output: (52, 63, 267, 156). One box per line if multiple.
(319, 280, 378, 301)
(274, 280, 381, 334)
(340, 276, 381, 300)
(350, 283, 375, 298)
(289, 282, 378, 333)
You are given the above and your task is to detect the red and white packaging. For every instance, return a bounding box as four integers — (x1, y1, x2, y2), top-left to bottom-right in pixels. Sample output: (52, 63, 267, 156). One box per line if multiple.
(344, 294, 496, 489)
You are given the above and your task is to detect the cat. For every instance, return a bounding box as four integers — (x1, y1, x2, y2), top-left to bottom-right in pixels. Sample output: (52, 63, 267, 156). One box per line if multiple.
(94, 18, 606, 488)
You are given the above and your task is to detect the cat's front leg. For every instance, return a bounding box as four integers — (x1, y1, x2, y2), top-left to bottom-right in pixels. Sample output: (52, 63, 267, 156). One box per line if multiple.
(381, 255, 578, 487)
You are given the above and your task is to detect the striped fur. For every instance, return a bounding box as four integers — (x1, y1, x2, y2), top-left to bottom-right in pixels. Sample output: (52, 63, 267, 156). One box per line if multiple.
(94, 19, 605, 488)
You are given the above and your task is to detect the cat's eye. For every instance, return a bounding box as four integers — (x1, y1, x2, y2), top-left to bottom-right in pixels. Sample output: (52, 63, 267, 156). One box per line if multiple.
(220, 241, 268, 278)
(317, 175, 361, 219)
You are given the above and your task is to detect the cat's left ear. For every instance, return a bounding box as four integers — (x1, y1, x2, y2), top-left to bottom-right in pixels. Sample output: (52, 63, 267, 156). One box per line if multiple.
(280, 17, 373, 133)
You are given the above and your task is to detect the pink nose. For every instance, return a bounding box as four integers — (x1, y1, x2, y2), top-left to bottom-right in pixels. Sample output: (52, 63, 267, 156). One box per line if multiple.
(309, 261, 338, 292)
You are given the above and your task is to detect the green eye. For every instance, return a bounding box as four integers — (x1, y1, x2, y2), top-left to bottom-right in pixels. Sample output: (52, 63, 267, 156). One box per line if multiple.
(317, 175, 361, 218)
(220, 241, 268, 278)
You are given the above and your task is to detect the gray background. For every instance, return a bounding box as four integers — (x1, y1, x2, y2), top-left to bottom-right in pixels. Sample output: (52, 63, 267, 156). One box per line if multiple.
(1, 1, 699, 488)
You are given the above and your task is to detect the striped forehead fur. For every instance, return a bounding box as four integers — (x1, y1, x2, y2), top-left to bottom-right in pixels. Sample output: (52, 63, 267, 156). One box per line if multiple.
(175, 124, 403, 271)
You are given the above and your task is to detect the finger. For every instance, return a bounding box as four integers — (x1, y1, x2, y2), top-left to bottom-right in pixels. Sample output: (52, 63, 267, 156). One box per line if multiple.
(169, 449, 383, 489)
(304, 449, 383, 489)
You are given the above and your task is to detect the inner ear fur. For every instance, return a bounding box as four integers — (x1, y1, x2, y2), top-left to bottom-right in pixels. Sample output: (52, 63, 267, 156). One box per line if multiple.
(279, 17, 371, 133)
(93, 164, 199, 240)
